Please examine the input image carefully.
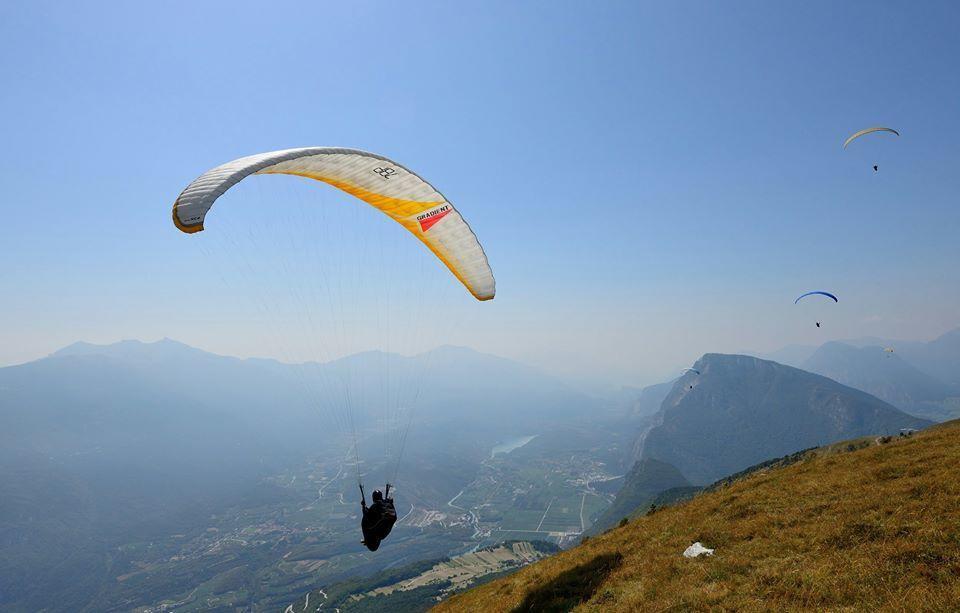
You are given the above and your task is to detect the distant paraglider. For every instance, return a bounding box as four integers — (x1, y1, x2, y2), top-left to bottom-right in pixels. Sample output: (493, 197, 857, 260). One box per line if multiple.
(795, 291, 838, 305)
(844, 127, 899, 172)
(795, 291, 837, 329)
(843, 127, 900, 149)
(681, 368, 700, 390)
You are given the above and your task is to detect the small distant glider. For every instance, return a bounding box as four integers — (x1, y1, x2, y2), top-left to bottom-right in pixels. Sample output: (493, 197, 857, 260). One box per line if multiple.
(795, 291, 839, 305)
(843, 127, 899, 149)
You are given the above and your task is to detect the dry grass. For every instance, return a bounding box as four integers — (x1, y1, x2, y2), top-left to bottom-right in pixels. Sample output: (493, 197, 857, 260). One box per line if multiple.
(434, 422, 960, 612)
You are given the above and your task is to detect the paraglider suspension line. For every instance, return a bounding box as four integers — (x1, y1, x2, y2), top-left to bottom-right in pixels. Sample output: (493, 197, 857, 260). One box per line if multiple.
(391, 407, 416, 485)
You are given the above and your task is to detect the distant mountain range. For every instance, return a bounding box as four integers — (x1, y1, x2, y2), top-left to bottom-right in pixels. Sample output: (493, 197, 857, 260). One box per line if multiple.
(0, 339, 594, 611)
(756, 343, 819, 368)
(745, 328, 960, 378)
(835, 328, 960, 385)
(635, 353, 930, 485)
(756, 328, 960, 375)
(48, 339, 593, 430)
(1, 338, 594, 502)
(747, 328, 960, 422)
(626, 380, 674, 420)
(803, 342, 960, 422)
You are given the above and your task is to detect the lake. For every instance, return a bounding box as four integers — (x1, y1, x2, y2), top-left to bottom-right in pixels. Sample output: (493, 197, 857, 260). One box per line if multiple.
(490, 435, 538, 458)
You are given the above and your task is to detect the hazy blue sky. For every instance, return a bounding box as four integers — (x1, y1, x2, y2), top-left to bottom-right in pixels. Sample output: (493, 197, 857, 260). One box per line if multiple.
(2, 1, 959, 384)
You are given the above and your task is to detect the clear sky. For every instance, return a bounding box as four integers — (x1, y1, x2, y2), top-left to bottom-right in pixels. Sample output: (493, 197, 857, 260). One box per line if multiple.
(2, 1, 959, 385)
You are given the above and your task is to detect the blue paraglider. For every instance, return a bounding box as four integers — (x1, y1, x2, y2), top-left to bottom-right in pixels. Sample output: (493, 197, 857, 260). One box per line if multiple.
(794, 291, 838, 305)
(795, 291, 838, 329)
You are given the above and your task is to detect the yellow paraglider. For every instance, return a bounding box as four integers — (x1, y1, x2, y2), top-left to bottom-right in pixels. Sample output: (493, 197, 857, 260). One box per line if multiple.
(172, 148, 495, 301)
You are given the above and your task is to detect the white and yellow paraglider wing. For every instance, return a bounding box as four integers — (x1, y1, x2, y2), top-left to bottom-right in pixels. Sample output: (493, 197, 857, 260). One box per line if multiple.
(172, 148, 495, 301)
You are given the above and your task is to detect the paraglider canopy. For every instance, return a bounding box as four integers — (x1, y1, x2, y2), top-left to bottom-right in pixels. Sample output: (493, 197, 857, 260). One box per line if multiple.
(172, 147, 496, 301)
(681, 368, 701, 376)
(794, 291, 838, 304)
(843, 127, 899, 149)
(170, 148, 499, 522)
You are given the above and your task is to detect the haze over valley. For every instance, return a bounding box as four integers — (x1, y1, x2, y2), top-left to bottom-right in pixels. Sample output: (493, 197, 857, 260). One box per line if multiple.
(2, 330, 957, 610)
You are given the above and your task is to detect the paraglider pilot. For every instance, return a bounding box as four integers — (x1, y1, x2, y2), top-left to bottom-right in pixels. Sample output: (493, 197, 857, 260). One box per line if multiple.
(360, 483, 397, 551)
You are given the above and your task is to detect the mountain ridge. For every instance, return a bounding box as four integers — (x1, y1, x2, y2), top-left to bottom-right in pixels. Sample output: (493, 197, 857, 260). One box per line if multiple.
(802, 341, 960, 421)
(0, 338, 597, 610)
(636, 353, 930, 484)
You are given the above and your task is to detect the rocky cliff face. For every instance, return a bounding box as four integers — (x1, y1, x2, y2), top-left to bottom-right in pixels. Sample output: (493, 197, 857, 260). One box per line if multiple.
(636, 353, 930, 484)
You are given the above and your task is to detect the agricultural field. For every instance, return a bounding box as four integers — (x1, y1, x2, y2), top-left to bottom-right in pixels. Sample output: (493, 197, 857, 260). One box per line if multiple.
(446, 426, 625, 547)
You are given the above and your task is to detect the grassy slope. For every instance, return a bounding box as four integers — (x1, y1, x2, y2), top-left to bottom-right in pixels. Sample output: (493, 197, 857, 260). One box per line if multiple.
(435, 422, 960, 612)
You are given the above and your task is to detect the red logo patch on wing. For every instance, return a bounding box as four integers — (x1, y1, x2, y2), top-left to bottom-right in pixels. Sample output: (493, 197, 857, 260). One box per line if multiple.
(417, 204, 452, 232)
